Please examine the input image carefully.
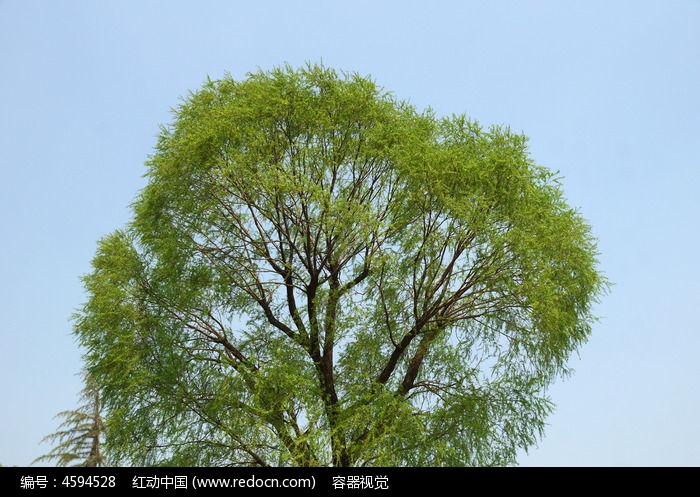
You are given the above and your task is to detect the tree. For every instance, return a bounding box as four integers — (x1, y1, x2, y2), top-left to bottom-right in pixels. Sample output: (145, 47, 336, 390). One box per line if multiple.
(75, 64, 606, 467)
(34, 372, 106, 467)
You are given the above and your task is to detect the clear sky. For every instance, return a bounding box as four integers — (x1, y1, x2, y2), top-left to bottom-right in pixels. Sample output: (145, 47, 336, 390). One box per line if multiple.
(1, 0, 698, 467)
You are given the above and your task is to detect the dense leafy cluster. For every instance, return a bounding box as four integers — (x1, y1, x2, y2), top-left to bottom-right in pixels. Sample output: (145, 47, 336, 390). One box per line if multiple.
(75, 64, 605, 466)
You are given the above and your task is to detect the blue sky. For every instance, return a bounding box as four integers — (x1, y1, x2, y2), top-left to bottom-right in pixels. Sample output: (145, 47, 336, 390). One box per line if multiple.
(1, 0, 698, 467)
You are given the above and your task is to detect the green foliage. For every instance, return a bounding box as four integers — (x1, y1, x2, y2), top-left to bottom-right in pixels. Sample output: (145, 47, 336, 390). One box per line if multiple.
(75, 63, 607, 466)
(34, 372, 106, 467)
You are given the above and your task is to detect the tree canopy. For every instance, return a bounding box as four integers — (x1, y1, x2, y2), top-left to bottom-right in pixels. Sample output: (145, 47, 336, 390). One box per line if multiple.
(75, 63, 606, 466)
(34, 373, 106, 467)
